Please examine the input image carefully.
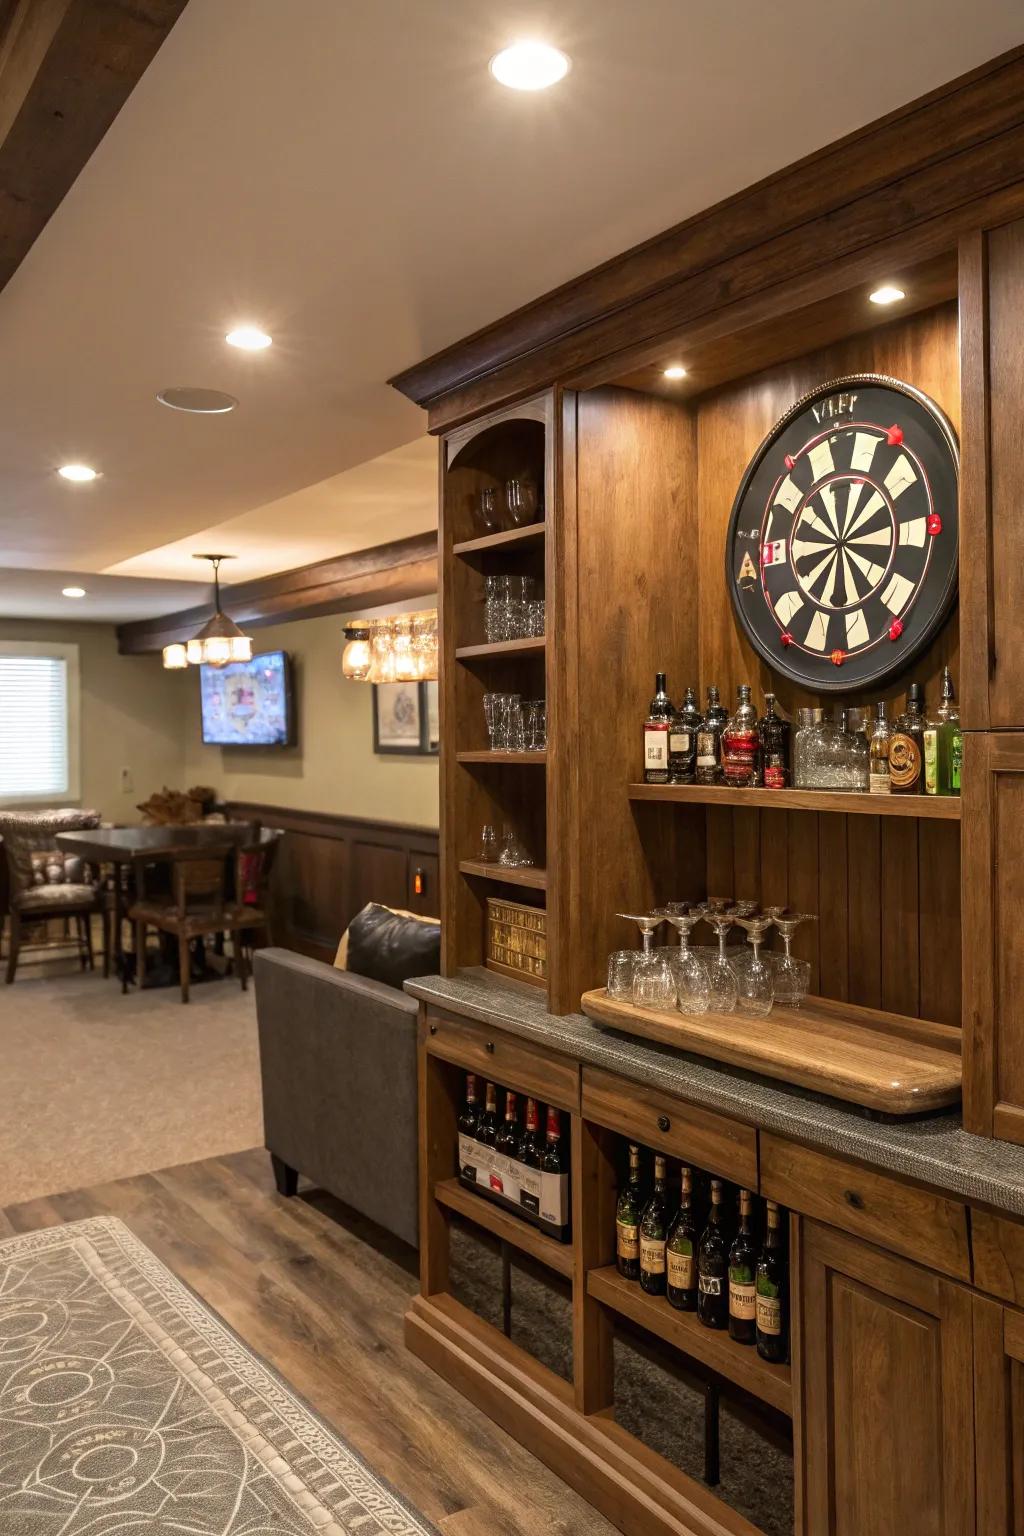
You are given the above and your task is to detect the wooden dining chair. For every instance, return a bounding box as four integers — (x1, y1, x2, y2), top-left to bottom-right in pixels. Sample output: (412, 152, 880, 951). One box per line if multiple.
(129, 847, 247, 1003)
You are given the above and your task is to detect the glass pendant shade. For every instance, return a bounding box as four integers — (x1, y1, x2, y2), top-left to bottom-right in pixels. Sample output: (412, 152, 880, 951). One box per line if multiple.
(161, 643, 188, 670)
(339, 609, 438, 683)
(341, 625, 372, 681)
(392, 618, 418, 682)
(159, 554, 253, 668)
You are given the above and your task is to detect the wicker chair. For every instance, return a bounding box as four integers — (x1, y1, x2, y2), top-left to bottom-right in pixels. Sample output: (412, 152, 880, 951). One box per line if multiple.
(0, 809, 108, 984)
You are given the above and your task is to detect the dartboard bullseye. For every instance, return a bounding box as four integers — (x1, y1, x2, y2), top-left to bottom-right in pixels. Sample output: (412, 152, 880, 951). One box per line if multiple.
(726, 375, 959, 692)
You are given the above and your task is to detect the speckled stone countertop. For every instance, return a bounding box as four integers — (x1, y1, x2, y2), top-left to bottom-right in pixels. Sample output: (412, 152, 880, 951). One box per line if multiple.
(405, 969, 1024, 1220)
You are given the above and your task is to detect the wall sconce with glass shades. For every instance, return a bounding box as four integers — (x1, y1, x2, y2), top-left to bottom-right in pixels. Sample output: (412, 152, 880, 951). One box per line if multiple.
(162, 554, 254, 670)
(342, 610, 438, 684)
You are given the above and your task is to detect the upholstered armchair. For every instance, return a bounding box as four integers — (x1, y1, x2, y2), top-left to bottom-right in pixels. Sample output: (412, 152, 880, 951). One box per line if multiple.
(0, 809, 108, 983)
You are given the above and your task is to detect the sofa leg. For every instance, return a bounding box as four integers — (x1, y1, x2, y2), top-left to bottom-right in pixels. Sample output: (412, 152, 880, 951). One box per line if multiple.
(270, 1154, 298, 1197)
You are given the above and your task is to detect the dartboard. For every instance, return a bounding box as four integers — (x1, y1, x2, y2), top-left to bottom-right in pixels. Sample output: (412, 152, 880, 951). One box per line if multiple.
(726, 374, 959, 692)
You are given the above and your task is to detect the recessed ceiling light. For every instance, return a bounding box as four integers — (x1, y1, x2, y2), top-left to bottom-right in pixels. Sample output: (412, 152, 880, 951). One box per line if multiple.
(58, 464, 98, 482)
(62, 586, 86, 598)
(225, 326, 272, 350)
(489, 41, 570, 91)
(663, 364, 687, 380)
(157, 386, 239, 414)
(869, 285, 906, 306)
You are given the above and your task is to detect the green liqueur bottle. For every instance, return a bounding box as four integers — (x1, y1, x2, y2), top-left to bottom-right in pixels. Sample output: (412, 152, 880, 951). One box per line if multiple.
(923, 666, 960, 797)
(616, 1143, 643, 1281)
(697, 1179, 730, 1330)
(639, 1153, 669, 1296)
(756, 1201, 789, 1364)
(728, 1189, 758, 1345)
(666, 1165, 700, 1311)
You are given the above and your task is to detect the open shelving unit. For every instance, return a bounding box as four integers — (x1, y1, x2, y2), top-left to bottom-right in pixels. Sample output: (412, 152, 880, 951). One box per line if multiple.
(628, 782, 962, 820)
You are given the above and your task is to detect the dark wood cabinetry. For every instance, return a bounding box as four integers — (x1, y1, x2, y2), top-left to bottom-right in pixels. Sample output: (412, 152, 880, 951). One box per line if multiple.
(973, 1295, 1024, 1533)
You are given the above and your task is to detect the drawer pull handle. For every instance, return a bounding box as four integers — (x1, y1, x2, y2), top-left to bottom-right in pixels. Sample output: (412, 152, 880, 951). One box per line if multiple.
(657, 1114, 671, 1133)
(844, 1188, 865, 1210)
(428, 1023, 437, 1035)
(486, 1041, 496, 1054)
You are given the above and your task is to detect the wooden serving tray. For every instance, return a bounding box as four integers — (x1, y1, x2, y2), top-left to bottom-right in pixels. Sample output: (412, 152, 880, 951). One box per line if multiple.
(579, 989, 962, 1115)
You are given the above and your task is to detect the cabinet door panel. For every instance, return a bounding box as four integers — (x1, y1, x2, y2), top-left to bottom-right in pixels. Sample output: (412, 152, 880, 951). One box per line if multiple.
(802, 1221, 974, 1536)
(974, 1297, 1024, 1535)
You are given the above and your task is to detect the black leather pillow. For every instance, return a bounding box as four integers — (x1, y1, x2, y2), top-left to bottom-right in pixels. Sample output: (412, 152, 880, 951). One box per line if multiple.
(344, 902, 441, 989)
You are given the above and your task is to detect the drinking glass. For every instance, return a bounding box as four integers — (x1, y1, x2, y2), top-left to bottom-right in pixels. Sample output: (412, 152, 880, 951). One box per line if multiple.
(504, 694, 526, 752)
(526, 598, 545, 637)
(616, 911, 675, 1008)
(472, 487, 503, 535)
(479, 824, 497, 862)
(607, 951, 637, 1001)
(654, 903, 711, 1015)
(498, 826, 533, 867)
(483, 692, 500, 749)
(484, 574, 502, 643)
(731, 913, 776, 1017)
(764, 909, 817, 1008)
(697, 904, 740, 1013)
(505, 477, 540, 527)
(522, 699, 546, 752)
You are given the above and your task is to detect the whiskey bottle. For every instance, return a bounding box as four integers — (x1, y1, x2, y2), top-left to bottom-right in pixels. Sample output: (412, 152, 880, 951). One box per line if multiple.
(755, 1201, 789, 1363)
(458, 1074, 480, 1137)
(728, 1189, 758, 1345)
(495, 1090, 519, 1158)
(639, 1153, 669, 1295)
(923, 667, 959, 797)
(669, 686, 702, 784)
(697, 1179, 730, 1329)
(721, 685, 762, 787)
(541, 1106, 566, 1174)
(758, 693, 790, 789)
(868, 702, 891, 795)
(889, 683, 926, 794)
(643, 673, 673, 784)
(517, 1098, 544, 1167)
(615, 1143, 643, 1281)
(695, 686, 728, 785)
(666, 1165, 700, 1310)
(475, 1081, 499, 1146)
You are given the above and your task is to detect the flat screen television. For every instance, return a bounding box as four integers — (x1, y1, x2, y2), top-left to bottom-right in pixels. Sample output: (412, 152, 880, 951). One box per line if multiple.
(199, 650, 293, 747)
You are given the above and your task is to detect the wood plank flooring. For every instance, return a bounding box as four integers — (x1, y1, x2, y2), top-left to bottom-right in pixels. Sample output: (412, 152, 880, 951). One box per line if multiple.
(1, 1148, 616, 1536)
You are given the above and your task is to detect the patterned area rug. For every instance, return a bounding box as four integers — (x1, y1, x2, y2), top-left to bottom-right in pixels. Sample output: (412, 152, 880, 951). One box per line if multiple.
(0, 1217, 437, 1535)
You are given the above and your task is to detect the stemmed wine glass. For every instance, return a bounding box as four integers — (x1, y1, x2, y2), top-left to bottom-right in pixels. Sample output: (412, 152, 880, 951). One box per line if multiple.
(764, 908, 817, 1008)
(697, 903, 740, 1013)
(616, 912, 675, 1010)
(654, 902, 711, 1015)
(731, 912, 776, 1017)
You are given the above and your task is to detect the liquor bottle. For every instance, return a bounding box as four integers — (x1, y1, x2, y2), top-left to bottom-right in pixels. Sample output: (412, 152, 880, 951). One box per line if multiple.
(755, 1201, 789, 1363)
(728, 1189, 758, 1345)
(697, 1179, 730, 1329)
(695, 686, 728, 786)
(923, 667, 960, 797)
(950, 715, 963, 796)
(517, 1098, 544, 1167)
(615, 1143, 643, 1281)
(475, 1081, 499, 1146)
(721, 684, 761, 787)
(495, 1090, 519, 1158)
(458, 1074, 480, 1136)
(643, 673, 673, 785)
(639, 1153, 669, 1295)
(758, 693, 790, 789)
(541, 1106, 566, 1173)
(666, 1165, 700, 1310)
(669, 686, 702, 784)
(868, 702, 891, 795)
(889, 682, 926, 794)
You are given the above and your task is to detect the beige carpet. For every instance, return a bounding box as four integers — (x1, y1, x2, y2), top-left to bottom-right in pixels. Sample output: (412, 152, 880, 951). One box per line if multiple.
(0, 954, 263, 1206)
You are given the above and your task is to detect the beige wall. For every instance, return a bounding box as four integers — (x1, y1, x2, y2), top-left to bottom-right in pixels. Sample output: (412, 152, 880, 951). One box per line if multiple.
(0, 619, 188, 823)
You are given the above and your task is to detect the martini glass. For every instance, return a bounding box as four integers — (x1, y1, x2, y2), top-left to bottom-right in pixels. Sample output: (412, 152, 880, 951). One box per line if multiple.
(697, 903, 739, 1014)
(616, 912, 675, 1010)
(764, 908, 817, 1008)
(654, 903, 711, 1015)
(731, 913, 776, 1017)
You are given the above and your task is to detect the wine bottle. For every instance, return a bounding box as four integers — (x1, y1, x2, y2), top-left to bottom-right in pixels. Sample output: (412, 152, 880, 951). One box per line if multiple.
(666, 1165, 700, 1310)
(541, 1106, 566, 1173)
(643, 673, 673, 784)
(495, 1090, 519, 1158)
(728, 1189, 758, 1345)
(639, 1153, 669, 1295)
(615, 1143, 643, 1281)
(517, 1097, 543, 1167)
(756, 1201, 789, 1364)
(475, 1081, 499, 1147)
(458, 1074, 479, 1137)
(697, 1179, 730, 1329)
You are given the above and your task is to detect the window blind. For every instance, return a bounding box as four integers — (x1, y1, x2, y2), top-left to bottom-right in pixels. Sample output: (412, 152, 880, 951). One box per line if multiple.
(0, 654, 70, 798)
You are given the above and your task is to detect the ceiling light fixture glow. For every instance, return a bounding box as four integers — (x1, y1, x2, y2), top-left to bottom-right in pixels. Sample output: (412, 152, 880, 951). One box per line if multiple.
(157, 386, 238, 414)
(489, 40, 570, 91)
(225, 326, 272, 350)
(58, 463, 98, 482)
(663, 364, 687, 380)
(869, 285, 906, 306)
(61, 586, 86, 598)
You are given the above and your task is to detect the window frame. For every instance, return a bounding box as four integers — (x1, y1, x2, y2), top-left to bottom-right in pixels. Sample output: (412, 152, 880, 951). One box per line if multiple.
(0, 640, 81, 807)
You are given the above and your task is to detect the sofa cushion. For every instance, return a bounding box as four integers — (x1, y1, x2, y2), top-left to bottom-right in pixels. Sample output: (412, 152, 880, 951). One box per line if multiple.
(339, 902, 440, 990)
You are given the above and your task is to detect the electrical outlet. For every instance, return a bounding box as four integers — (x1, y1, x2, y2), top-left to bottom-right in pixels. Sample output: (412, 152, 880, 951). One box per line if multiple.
(120, 766, 134, 794)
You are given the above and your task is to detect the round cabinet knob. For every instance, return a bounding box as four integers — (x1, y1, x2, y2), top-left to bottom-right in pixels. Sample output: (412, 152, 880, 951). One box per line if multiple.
(843, 1188, 865, 1210)
(486, 1040, 495, 1054)
(657, 1114, 671, 1133)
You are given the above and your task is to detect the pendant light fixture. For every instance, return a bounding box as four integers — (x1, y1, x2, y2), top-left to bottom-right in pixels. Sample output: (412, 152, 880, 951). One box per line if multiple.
(162, 554, 253, 669)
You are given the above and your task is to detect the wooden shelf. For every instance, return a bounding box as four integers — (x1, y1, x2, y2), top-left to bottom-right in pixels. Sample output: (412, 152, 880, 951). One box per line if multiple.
(587, 1265, 792, 1416)
(452, 523, 546, 556)
(628, 782, 962, 820)
(455, 637, 546, 660)
(580, 989, 962, 1115)
(434, 1177, 572, 1278)
(458, 859, 547, 890)
(456, 750, 546, 765)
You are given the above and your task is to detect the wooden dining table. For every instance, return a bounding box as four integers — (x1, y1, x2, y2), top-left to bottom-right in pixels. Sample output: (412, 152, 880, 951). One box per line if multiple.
(55, 823, 272, 991)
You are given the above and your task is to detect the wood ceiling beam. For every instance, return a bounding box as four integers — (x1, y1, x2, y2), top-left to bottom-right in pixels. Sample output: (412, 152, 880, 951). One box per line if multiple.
(0, 0, 187, 294)
(115, 532, 440, 654)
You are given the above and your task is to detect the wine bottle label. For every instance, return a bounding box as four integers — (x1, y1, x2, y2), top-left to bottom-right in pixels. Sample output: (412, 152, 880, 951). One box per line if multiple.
(616, 1221, 639, 1261)
(729, 1278, 757, 1320)
(888, 732, 921, 790)
(869, 768, 891, 794)
(640, 1236, 666, 1273)
(669, 731, 691, 753)
(756, 1293, 782, 1336)
(763, 759, 785, 789)
(950, 732, 962, 791)
(668, 1250, 694, 1289)
(696, 730, 717, 767)
(644, 729, 669, 768)
(698, 1273, 722, 1296)
(923, 729, 938, 794)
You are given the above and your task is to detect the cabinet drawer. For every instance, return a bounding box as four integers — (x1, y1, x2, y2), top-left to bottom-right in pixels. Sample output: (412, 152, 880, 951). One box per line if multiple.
(422, 1009, 579, 1111)
(582, 1067, 757, 1188)
(761, 1134, 971, 1281)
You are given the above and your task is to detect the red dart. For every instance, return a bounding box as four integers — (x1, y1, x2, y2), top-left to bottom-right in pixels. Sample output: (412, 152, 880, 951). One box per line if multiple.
(889, 618, 904, 641)
(886, 424, 904, 446)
